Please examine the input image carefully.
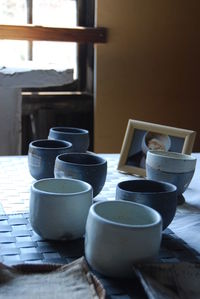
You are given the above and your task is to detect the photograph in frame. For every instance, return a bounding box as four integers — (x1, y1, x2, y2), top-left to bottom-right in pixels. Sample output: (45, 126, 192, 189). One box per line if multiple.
(117, 119, 196, 177)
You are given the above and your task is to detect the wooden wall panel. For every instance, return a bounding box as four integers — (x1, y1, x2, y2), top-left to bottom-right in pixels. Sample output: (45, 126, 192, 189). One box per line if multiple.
(94, 0, 200, 153)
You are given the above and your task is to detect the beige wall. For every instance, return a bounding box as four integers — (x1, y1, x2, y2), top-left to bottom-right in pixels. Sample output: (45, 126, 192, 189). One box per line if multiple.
(94, 0, 200, 153)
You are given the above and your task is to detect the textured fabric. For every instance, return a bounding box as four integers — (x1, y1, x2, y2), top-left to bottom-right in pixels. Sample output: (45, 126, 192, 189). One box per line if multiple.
(0, 257, 105, 299)
(134, 262, 200, 299)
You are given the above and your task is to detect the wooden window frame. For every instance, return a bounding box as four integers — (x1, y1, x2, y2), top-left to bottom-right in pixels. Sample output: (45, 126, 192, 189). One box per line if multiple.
(0, 24, 107, 43)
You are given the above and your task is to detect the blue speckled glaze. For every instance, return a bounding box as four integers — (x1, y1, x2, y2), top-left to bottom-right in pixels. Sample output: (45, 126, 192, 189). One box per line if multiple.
(28, 139, 72, 180)
(48, 127, 89, 152)
(146, 164, 195, 195)
(54, 152, 107, 198)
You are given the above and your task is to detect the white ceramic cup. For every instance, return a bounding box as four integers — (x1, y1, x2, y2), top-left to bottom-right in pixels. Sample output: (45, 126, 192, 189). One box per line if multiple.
(146, 150, 197, 196)
(85, 200, 162, 278)
(146, 150, 197, 173)
(30, 178, 93, 240)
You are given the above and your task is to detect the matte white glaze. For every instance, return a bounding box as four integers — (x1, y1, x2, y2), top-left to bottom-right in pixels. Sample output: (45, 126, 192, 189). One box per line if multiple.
(85, 200, 162, 278)
(30, 178, 93, 240)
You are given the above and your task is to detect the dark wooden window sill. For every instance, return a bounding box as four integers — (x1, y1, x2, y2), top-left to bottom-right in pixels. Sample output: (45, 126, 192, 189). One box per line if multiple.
(0, 24, 107, 43)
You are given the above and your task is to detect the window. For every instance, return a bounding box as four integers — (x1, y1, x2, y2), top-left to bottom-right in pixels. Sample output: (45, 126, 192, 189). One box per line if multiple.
(0, 0, 77, 78)
(0, 0, 106, 91)
(0, 0, 106, 153)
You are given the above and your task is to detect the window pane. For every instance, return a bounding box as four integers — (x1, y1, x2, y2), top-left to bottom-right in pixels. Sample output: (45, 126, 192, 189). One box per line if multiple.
(0, 0, 77, 77)
(33, 41, 77, 78)
(0, 40, 28, 63)
(32, 0, 77, 77)
(0, 0, 27, 24)
(33, 0, 77, 27)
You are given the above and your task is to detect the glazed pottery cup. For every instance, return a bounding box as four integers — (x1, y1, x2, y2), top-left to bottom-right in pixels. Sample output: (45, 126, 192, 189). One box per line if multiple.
(116, 179, 177, 230)
(48, 127, 89, 152)
(28, 139, 72, 180)
(85, 200, 162, 278)
(146, 150, 197, 198)
(30, 178, 93, 240)
(54, 152, 107, 198)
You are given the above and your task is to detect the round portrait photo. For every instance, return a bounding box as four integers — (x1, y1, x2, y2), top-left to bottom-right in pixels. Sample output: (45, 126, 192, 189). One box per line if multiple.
(126, 131, 171, 168)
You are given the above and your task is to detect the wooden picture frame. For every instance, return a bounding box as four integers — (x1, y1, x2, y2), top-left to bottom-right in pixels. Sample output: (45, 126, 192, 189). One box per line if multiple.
(117, 119, 196, 177)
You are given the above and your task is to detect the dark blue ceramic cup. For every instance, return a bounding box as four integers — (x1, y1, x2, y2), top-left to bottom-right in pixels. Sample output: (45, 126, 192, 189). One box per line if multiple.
(28, 139, 72, 180)
(116, 179, 177, 230)
(48, 127, 89, 152)
(54, 152, 107, 198)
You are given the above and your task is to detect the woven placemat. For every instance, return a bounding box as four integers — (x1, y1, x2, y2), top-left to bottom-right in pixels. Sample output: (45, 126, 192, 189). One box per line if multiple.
(1, 213, 200, 299)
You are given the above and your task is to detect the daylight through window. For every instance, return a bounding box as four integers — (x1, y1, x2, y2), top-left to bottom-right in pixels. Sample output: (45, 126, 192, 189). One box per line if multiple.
(0, 0, 77, 77)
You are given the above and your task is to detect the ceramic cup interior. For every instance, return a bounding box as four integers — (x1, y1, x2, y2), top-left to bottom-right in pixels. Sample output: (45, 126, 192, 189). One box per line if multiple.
(146, 150, 197, 202)
(30, 139, 72, 149)
(48, 127, 89, 152)
(28, 139, 72, 180)
(34, 177, 90, 193)
(85, 200, 162, 277)
(116, 179, 177, 230)
(93, 199, 160, 226)
(30, 178, 93, 240)
(54, 152, 107, 197)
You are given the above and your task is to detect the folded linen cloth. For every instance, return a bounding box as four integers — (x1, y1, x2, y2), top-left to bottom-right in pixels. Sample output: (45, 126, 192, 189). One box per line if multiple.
(0, 257, 105, 299)
(134, 262, 200, 299)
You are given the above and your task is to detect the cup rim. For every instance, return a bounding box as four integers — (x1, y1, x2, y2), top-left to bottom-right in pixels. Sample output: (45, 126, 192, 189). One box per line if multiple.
(117, 179, 177, 194)
(56, 152, 107, 166)
(29, 139, 72, 149)
(90, 200, 162, 229)
(49, 127, 89, 135)
(32, 178, 92, 196)
(147, 150, 196, 161)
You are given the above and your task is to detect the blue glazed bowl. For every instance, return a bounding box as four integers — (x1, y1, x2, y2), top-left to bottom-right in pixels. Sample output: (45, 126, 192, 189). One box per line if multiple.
(28, 139, 72, 180)
(54, 152, 107, 198)
(116, 179, 177, 230)
(48, 127, 89, 152)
